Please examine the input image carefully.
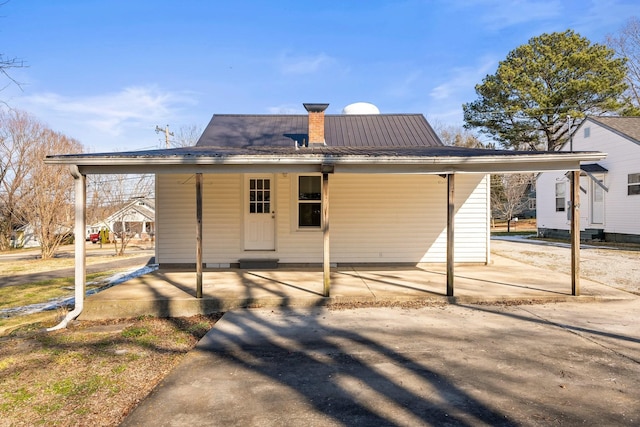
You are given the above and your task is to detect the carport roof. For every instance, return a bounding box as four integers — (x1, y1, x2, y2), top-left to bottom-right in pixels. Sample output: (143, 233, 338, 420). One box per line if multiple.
(45, 144, 606, 175)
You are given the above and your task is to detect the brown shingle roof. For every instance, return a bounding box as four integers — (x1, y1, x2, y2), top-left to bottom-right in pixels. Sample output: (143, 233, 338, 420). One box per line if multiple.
(588, 117, 640, 145)
(195, 114, 443, 148)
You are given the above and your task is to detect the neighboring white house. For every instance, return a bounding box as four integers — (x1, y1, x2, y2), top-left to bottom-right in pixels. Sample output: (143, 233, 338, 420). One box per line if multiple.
(537, 116, 640, 243)
(12, 224, 40, 248)
(87, 197, 155, 242)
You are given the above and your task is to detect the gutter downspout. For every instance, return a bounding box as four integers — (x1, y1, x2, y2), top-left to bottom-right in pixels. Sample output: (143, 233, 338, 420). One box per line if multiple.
(48, 166, 86, 331)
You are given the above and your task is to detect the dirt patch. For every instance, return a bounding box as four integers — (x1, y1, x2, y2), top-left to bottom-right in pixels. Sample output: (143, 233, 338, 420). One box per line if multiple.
(0, 314, 221, 427)
(492, 239, 640, 295)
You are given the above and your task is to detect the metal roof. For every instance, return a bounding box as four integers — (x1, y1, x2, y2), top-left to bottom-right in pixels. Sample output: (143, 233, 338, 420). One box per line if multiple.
(44, 112, 606, 175)
(580, 163, 608, 173)
(195, 114, 443, 148)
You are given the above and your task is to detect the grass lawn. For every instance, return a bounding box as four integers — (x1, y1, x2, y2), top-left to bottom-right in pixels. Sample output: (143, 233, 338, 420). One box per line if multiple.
(0, 314, 221, 426)
(0, 253, 222, 426)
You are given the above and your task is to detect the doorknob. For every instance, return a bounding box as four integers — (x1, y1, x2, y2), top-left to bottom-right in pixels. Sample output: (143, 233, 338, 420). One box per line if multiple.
(271, 211, 276, 218)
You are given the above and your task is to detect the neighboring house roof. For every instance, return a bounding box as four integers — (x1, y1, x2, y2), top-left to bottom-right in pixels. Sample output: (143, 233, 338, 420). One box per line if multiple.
(196, 114, 443, 148)
(585, 117, 640, 146)
(580, 163, 608, 173)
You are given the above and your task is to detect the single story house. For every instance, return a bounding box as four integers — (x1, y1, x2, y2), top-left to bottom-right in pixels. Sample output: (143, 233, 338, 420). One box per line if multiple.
(45, 102, 604, 329)
(537, 116, 640, 243)
(86, 197, 155, 242)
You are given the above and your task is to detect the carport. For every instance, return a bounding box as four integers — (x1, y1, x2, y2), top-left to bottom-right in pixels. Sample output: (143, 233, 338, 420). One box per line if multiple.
(44, 145, 604, 328)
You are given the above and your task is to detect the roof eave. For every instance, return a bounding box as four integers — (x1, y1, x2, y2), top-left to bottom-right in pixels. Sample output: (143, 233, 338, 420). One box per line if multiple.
(45, 151, 606, 175)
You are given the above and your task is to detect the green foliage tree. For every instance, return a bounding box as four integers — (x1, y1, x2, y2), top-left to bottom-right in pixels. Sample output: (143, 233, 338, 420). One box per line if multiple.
(463, 30, 634, 151)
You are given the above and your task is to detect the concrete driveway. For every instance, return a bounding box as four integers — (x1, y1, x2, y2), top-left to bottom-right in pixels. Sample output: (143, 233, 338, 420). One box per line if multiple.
(121, 298, 640, 426)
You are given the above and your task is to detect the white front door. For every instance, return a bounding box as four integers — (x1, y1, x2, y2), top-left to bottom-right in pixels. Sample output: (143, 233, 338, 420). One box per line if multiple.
(591, 178, 604, 225)
(244, 175, 275, 250)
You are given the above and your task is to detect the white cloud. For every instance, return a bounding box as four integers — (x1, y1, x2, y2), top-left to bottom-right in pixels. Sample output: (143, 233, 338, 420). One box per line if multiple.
(453, 0, 562, 31)
(387, 70, 424, 98)
(9, 86, 199, 152)
(429, 56, 496, 101)
(19, 86, 197, 136)
(266, 104, 303, 114)
(278, 52, 335, 75)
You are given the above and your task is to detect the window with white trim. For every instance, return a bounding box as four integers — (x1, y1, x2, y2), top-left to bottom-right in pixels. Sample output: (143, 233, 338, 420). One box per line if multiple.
(298, 176, 321, 227)
(584, 127, 590, 138)
(628, 173, 640, 195)
(555, 182, 565, 212)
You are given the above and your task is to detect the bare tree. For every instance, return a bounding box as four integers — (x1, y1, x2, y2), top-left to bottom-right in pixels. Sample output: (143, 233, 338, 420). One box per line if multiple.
(432, 121, 489, 148)
(88, 173, 154, 256)
(491, 174, 534, 232)
(172, 124, 203, 147)
(20, 129, 83, 259)
(606, 17, 640, 109)
(0, 109, 44, 249)
(0, 54, 25, 93)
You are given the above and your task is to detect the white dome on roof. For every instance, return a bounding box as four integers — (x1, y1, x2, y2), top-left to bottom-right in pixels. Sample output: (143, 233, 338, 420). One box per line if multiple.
(342, 102, 380, 115)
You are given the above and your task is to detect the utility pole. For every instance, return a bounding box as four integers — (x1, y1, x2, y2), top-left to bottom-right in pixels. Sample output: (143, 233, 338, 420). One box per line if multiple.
(155, 124, 174, 149)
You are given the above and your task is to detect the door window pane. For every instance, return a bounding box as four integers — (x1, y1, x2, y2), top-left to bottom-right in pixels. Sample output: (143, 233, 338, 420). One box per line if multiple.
(249, 178, 271, 213)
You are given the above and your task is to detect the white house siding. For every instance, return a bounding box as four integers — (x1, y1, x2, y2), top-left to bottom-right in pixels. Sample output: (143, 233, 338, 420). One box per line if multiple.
(156, 174, 197, 264)
(536, 171, 571, 233)
(156, 173, 489, 265)
(329, 174, 488, 263)
(537, 120, 640, 238)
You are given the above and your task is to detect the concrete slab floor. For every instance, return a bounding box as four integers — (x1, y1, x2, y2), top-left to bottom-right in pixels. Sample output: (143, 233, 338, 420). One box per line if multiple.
(80, 253, 634, 320)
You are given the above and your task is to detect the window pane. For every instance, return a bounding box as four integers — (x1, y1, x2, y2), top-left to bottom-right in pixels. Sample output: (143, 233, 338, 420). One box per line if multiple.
(256, 203, 263, 213)
(594, 185, 604, 202)
(257, 180, 263, 190)
(250, 180, 256, 190)
(555, 182, 565, 197)
(628, 173, 640, 184)
(556, 198, 565, 211)
(250, 203, 256, 213)
(299, 203, 321, 227)
(264, 180, 270, 190)
(265, 203, 270, 212)
(299, 176, 321, 200)
(629, 184, 640, 195)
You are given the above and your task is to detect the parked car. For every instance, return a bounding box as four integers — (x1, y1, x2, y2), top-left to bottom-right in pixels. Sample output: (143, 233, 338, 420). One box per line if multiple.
(89, 233, 100, 244)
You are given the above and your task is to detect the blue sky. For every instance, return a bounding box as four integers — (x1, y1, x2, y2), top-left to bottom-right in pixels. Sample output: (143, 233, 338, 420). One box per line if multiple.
(2, 0, 638, 152)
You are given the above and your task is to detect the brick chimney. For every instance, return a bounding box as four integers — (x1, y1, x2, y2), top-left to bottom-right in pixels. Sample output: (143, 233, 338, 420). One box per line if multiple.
(303, 103, 329, 146)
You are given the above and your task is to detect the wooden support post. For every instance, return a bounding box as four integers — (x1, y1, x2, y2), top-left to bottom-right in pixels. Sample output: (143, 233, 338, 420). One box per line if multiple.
(195, 173, 203, 299)
(322, 172, 330, 297)
(447, 174, 455, 297)
(571, 170, 580, 296)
